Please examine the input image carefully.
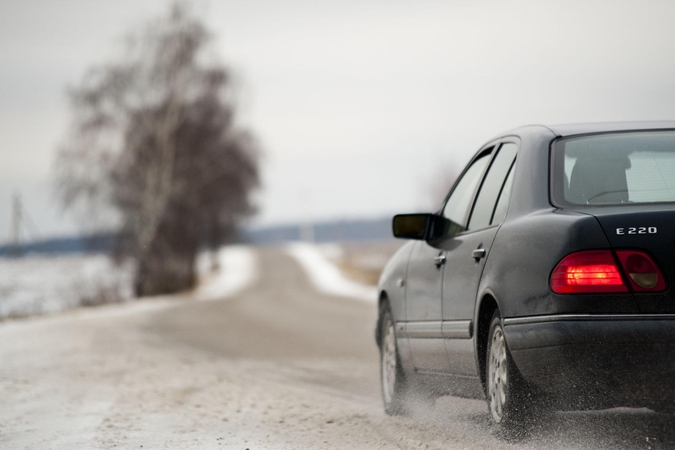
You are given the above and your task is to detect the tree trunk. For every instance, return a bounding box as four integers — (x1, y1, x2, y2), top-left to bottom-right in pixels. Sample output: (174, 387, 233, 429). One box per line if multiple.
(134, 250, 196, 297)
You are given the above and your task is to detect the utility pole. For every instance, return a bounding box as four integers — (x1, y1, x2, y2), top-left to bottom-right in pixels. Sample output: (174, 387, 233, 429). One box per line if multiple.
(300, 221, 315, 243)
(10, 193, 22, 257)
(298, 188, 315, 244)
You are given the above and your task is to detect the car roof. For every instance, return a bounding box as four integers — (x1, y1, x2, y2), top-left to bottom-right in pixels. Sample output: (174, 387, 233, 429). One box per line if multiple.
(511, 121, 675, 138)
(548, 121, 675, 137)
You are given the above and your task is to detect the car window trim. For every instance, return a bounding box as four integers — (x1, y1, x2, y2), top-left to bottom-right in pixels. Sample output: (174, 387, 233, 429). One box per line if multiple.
(489, 159, 516, 226)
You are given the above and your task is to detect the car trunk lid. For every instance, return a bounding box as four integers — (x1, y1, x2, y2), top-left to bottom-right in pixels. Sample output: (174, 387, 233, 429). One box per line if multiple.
(586, 205, 675, 313)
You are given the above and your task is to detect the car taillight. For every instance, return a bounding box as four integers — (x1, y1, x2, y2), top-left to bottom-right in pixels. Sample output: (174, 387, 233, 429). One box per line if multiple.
(551, 249, 667, 294)
(615, 250, 667, 292)
(550, 250, 628, 294)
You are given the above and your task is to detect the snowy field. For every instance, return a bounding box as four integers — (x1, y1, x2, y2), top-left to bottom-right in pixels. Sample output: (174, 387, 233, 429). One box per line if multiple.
(0, 254, 135, 319)
(0, 246, 259, 320)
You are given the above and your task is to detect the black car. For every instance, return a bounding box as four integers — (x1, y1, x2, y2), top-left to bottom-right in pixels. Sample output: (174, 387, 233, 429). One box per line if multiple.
(376, 121, 675, 430)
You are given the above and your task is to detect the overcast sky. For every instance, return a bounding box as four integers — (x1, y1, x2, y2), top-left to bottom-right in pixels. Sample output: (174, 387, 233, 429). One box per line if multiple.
(2, 0, 675, 243)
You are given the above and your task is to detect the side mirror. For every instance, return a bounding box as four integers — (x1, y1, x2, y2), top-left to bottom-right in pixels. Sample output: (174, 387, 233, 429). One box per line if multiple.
(392, 214, 464, 240)
(392, 214, 430, 240)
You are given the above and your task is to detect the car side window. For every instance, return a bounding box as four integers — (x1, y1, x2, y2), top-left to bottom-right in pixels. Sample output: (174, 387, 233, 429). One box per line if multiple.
(442, 150, 492, 228)
(468, 143, 518, 230)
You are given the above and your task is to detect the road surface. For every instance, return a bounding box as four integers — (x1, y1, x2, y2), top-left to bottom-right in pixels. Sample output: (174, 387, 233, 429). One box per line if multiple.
(1, 247, 675, 449)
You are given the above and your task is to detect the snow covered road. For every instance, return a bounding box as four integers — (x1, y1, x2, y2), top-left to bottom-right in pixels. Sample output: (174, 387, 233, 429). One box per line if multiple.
(2, 246, 675, 449)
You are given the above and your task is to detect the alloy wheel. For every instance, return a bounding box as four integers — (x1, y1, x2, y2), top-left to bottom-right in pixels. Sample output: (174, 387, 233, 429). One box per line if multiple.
(488, 324, 508, 423)
(381, 319, 397, 405)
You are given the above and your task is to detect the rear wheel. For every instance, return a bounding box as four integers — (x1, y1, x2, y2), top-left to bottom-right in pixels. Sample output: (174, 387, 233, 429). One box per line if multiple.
(487, 311, 533, 434)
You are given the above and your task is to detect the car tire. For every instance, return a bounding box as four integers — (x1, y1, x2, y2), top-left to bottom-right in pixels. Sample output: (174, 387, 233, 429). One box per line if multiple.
(486, 310, 533, 434)
(380, 306, 409, 415)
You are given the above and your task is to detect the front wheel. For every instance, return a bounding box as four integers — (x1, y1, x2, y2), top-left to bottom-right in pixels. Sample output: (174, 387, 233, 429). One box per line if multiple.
(380, 308, 407, 415)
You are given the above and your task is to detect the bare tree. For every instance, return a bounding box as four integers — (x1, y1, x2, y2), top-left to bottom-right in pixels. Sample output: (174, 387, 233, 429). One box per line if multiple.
(55, 4, 259, 296)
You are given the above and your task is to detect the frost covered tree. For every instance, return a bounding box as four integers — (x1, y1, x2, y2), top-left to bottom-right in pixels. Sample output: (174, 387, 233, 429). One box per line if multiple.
(55, 4, 259, 296)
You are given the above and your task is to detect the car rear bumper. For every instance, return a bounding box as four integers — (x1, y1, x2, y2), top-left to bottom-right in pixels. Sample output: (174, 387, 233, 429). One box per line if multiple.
(503, 314, 675, 409)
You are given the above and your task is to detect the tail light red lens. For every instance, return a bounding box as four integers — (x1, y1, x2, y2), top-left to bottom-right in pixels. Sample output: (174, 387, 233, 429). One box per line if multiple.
(551, 250, 628, 294)
(615, 250, 667, 292)
(551, 249, 667, 294)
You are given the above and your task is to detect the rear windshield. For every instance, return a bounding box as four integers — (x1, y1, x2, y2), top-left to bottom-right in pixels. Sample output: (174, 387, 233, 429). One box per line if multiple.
(552, 131, 675, 206)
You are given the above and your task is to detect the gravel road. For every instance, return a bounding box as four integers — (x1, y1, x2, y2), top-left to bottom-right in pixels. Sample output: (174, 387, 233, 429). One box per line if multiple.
(2, 247, 675, 449)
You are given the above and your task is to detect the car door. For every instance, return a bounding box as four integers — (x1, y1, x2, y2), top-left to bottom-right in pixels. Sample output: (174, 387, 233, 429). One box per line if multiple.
(406, 148, 493, 373)
(440, 141, 518, 376)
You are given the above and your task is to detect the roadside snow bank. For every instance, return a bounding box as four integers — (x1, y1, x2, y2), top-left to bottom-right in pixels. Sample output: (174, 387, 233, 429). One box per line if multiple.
(286, 242, 377, 302)
(194, 245, 258, 301)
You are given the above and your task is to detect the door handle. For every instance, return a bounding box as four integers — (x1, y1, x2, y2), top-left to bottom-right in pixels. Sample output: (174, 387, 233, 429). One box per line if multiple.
(472, 248, 486, 260)
(433, 254, 446, 267)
